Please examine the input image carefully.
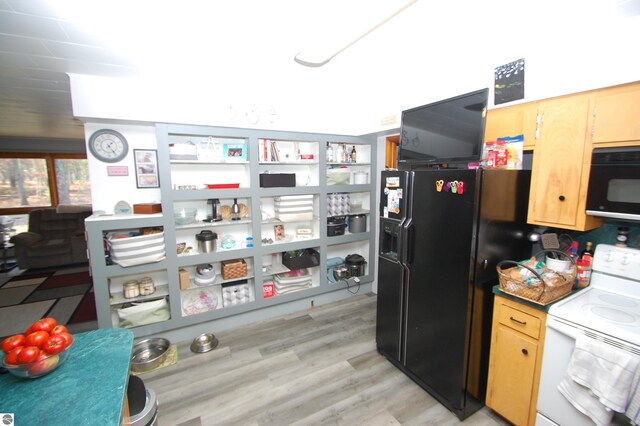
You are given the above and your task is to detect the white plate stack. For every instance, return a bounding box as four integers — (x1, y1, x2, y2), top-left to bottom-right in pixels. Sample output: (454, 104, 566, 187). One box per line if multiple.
(274, 195, 314, 222)
(274, 268, 312, 295)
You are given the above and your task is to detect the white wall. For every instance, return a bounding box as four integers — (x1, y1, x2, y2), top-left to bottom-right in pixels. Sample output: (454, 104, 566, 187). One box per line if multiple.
(84, 122, 160, 214)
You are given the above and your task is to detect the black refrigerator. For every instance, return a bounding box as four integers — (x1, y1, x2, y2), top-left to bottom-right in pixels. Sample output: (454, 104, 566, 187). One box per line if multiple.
(376, 167, 533, 420)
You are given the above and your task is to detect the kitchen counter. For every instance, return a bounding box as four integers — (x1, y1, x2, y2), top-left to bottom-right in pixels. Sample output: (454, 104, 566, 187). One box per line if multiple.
(492, 284, 585, 312)
(0, 328, 134, 426)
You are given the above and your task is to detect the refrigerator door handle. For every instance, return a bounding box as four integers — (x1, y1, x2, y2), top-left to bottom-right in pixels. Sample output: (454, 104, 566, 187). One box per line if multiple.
(401, 219, 414, 265)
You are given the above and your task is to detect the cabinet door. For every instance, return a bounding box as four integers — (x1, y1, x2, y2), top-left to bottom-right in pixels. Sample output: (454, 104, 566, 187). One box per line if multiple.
(486, 326, 539, 426)
(527, 96, 594, 229)
(592, 84, 640, 145)
(485, 103, 539, 150)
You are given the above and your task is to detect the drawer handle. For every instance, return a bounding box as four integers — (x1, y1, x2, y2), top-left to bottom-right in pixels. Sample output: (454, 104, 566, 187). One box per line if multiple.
(510, 316, 527, 325)
(522, 348, 529, 356)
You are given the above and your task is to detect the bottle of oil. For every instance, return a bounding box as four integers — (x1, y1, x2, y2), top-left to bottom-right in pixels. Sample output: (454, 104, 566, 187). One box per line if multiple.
(580, 241, 594, 261)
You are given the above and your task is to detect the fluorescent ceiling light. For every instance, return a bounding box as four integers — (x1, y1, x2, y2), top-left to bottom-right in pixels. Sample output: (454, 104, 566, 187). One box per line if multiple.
(294, 0, 417, 67)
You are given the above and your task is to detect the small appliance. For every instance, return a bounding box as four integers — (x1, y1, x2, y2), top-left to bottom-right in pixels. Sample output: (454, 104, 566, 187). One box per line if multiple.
(586, 146, 640, 221)
(345, 254, 367, 277)
(196, 230, 217, 253)
(326, 257, 345, 283)
(206, 198, 222, 222)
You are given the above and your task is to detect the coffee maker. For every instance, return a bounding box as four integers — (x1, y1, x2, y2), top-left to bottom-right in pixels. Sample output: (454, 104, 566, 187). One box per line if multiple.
(206, 198, 222, 222)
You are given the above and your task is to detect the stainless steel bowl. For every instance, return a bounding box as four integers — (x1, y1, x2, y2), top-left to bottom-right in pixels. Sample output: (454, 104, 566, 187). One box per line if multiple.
(190, 333, 219, 353)
(131, 337, 171, 372)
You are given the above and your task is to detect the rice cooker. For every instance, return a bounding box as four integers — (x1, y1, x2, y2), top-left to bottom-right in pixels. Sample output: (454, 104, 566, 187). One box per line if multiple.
(345, 254, 367, 277)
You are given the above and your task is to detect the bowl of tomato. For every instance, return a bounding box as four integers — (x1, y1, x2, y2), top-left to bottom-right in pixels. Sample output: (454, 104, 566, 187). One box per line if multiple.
(1, 317, 74, 379)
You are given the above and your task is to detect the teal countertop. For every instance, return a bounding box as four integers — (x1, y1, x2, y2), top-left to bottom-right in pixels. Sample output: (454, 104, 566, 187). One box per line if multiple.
(0, 328, 134, 426)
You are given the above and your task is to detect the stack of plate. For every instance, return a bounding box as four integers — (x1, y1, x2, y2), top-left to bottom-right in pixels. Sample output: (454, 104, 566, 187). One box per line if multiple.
(274, 268, 312, 295)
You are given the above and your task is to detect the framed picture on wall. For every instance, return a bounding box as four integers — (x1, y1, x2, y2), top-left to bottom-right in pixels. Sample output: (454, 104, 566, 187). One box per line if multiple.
(134, 149, 160, 188)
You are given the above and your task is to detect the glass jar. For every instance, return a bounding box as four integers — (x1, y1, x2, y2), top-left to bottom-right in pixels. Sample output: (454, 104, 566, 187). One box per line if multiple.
(138, 277, 155, 296)
(123, 280, 140, 299)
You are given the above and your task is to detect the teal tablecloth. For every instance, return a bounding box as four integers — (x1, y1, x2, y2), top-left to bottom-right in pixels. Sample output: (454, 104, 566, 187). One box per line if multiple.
(0, 328, 134, 425)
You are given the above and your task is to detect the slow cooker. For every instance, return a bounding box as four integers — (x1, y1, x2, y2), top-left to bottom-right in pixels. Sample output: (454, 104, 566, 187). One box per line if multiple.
(345, 254, 367, 277)
(327, 216, 346, 237)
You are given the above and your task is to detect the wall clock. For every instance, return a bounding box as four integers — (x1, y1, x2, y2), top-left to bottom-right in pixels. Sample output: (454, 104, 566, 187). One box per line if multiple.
(88, 129, 129, 163)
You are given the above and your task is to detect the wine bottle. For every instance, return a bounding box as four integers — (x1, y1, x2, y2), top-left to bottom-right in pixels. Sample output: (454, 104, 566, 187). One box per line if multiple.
(580, 241, 594, 261)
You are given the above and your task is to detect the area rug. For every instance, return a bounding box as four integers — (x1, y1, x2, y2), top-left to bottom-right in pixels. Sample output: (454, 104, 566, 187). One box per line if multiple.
(0, 264, 98, 339)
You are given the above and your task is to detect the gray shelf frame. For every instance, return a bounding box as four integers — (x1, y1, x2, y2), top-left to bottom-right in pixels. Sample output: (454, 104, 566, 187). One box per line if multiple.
(87, 123, 376, 339)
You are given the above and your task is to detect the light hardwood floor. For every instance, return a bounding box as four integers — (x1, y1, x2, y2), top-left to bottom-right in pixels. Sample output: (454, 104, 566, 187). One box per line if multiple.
(141, 292, 509, 426)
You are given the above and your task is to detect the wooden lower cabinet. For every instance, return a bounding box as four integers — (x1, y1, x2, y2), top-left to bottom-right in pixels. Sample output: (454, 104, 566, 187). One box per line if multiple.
(486, 295, 547, 426)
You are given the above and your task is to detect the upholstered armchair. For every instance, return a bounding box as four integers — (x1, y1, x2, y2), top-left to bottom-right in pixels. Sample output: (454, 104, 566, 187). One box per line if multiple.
(10, 206, 92, 270)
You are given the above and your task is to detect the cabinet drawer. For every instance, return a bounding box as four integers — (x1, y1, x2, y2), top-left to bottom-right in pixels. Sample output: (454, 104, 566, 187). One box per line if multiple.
(497, 304, 541, 339)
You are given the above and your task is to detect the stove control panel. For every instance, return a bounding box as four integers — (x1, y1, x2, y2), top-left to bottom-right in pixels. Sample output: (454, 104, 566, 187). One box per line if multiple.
(593, 244, 640, 281)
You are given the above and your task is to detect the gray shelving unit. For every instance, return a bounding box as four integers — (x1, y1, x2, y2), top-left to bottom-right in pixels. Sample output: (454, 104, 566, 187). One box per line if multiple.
(87, 123, 376, 340)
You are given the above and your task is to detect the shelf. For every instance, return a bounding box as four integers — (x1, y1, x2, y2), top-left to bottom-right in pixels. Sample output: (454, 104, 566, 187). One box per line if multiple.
(170, 160, 249, 165)
(110, 283, 170, 306)
(88, 124, 375, 338)
(175, 218, 252, 230)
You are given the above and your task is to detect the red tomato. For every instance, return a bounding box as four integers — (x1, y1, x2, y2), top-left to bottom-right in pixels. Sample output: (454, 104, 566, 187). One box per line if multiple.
(4, 346, 24, 365)
(25, 330, 49, 348)
(28, 317, 57, 334)
(42, 335, 67, 355)
(16, 346, 40, 364)
(50, 325, 68, 335)
(2, 334, 26, 354)
(57, 332, 74, 348)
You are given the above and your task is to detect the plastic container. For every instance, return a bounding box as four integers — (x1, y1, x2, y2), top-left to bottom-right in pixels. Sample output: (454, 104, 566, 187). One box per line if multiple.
(576, 258, 592, 288)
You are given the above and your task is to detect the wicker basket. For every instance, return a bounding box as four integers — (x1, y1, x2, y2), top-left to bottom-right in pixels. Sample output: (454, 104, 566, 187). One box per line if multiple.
(221, 259, 248, 280)
(497, 250, 576, 305)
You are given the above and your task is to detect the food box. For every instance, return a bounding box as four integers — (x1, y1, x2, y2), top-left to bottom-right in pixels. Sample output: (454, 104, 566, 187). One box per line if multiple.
(221, 259, 248, 280)
(221, 280, 251, 307)
(133, 203, 162, 214)
(179, 268, 191, 290)
(259, 173, 296, 188)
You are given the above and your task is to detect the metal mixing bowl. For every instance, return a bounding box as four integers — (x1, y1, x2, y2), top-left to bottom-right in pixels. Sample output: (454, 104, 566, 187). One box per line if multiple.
(130, 338, 171, 372)
(190, 333, 219, 353)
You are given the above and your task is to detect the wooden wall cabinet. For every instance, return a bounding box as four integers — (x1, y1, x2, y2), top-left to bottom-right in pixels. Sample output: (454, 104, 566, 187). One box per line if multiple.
(486, 295, 547, 426)
(592, 82, 640, 147)
(527, 94, 602, 231)
(484, 102, 539, 150)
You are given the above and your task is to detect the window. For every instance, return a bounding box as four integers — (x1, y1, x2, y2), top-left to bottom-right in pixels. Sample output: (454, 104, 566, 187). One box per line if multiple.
(0, 153, 91, 216)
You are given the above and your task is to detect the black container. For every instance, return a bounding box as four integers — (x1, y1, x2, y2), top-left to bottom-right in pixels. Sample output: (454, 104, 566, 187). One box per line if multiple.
(327, 216, 346, 237)
(259, 173, 296, 188)
(282, 248, 320, 270)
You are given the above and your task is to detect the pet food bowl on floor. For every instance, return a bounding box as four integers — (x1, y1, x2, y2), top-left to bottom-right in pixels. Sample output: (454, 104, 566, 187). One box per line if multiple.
(190, 333, 219, 353)
(130, 338, 171, 373)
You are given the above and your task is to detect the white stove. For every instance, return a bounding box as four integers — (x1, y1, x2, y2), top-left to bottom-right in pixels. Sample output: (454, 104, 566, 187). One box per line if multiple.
(537, 244, 640, 426)
(548, 244, 640, 347)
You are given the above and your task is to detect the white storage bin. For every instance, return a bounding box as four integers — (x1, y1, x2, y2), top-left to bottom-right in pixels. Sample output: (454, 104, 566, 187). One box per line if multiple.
(108, 232, 166, 267)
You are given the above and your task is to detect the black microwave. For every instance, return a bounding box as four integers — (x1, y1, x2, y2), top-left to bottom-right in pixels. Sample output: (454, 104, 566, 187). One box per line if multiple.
(586, 147, 640, 221)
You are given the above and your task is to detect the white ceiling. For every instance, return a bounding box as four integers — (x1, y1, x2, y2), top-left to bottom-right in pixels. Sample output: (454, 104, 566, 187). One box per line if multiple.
(1, 0, 639, 141)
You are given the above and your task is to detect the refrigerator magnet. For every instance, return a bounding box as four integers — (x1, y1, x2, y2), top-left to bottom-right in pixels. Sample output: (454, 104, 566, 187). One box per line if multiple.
(458, 182, 465, 194)
(451, 181, 458, 193)
(436, 180, 444, 192)
(445, 182, 452, 192)
(383, 206, 389, 218)
(397, 189, 403, 199)
(386, 177, 400, 187)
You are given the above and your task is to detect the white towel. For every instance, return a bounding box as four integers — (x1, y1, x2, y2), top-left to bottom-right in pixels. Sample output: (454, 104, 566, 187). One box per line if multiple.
(558, 376, 614, 426)
(557, 335, 640, 425)
(627, 367, 640, 425)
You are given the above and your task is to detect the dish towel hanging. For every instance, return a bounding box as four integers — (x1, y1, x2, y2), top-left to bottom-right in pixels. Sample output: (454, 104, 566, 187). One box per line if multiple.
(558, 334, 640, 426)
(627, 367, 640, 425)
